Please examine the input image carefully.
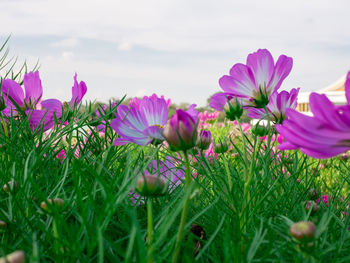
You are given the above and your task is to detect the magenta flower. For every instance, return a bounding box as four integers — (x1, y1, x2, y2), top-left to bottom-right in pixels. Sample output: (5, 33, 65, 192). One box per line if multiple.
(0, 71, 62, 131)
(111, 94, 168, 146)
(248, 88, 300, 123)
(70, 73, 87, 108)
(217, 49, 293, 108)
(163, 107, 198, 151)
(276, 71, 350, 159)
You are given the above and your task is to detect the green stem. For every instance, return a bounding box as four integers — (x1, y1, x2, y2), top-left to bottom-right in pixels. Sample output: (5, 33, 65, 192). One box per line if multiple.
(222, 154, 232, 191)
(235, 117, 249, 179)
(0, 113, 8, 137)
(172, 151, 192, 263)
(147, 198, 153, 263)
(53, 218, 60, 255)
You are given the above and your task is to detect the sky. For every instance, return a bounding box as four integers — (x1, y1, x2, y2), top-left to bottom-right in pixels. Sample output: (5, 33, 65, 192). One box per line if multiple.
(1, 0, 350, 107)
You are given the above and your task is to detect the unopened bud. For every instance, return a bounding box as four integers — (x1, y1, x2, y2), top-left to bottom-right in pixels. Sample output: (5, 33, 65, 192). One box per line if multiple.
(305, 201, 319, 213)
(289, 221, 316, 241)
(3, 181, 18, 193)
(252, 122, 269, 137)
(40, 198, 65, 213)
(224, 97, 243, 121)
(196, 130, 212, 150)
(0, 250, 25, 263)
(136, 175, 166, 197)
(0, 220, 7, 229)
(213, 141, 229, 154)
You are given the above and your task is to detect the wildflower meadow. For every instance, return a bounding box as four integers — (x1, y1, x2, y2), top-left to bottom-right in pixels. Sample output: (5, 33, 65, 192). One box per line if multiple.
(1, 38, 350, 262)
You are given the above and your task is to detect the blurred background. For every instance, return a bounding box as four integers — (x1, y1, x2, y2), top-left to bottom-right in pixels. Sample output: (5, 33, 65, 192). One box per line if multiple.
(1, 0, 350, 108)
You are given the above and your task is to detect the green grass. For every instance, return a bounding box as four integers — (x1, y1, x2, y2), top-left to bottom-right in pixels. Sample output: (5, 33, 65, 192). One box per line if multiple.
(0, 104, 350, 263)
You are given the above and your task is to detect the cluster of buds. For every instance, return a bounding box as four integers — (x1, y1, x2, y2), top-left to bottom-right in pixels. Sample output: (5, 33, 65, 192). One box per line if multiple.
(40, 198, 65, 213)
(3, 180, 18, 193)
(305, 201, 320, 214)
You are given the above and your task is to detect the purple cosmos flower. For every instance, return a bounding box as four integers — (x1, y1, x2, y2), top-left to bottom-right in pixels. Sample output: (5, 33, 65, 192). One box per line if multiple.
(0, 71, 62, 131)
(70, 73, 87, 108)
(111, 94, 168, 146)
(163, 107, 198, 151)
(248, 88, 300, 123)
(217, 49, 293, 108)
(276, 71, 350, 159)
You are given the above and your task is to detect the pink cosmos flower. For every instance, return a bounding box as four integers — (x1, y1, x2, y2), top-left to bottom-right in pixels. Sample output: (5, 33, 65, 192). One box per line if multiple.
(0, 71, 62, 131)
(248, 88, 300, 123)
(111, 94, 169, 146)
(216, 49, 293, 108)
(276, 71, 350, 159)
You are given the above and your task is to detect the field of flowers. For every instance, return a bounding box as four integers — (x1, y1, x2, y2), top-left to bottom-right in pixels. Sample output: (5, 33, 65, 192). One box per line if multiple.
(1, 39, 350, 262)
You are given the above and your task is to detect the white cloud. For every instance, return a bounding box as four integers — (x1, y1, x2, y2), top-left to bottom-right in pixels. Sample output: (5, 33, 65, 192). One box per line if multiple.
(117, 40, 132, 51)
(62, 51, 74, 61)
(50, 37, 80, 48)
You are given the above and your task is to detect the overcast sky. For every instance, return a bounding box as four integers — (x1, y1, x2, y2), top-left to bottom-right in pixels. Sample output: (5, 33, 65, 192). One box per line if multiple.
(1, 0, 350, 106)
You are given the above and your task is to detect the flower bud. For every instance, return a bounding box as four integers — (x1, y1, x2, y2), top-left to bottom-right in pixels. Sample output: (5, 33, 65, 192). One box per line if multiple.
(196, 130, 212, 150)
(163, 109, 198, 151)
(3, 181, 18, 193)
(136, 174, 166, 197)
(0, 250, 25, 263)
(289, 221, 316, 241)
(0, 220, 7, 229)
(224, 97, 243, 121)
(252, 122, 269, 137)
(305, 201, 319, 213)
(40, 198, 65, 213)
(213, 140, 229, 154)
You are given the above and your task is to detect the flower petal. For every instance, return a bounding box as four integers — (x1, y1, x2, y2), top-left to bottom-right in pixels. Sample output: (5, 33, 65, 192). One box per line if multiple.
(70, 73, 87, 107)
(246, 49, 274, 89)
(267, 55, 293, 93)
(1, 79, 24, 107)
(24, 71, 43, 105)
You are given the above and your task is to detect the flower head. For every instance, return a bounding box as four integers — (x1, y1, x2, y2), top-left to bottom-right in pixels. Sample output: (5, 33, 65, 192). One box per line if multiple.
(218, 49, 293, 108)
(248, 88, 300, 123)
(111, 94, 168, 146)
(276, 71, 350, 159)
(210, 93, 244, 120)
(0, 71, 62, 131)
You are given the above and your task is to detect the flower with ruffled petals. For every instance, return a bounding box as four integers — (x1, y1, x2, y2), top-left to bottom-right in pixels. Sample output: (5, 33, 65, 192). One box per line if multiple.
(248, 88, 300, 123)
(276, 71, 350, 159)
(217, 49, 293, 108)
(111, 94, 168, 146)
(0, 71, 62, 131)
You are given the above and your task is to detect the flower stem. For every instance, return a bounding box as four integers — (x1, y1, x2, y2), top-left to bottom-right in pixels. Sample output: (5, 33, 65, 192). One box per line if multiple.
(172, 151, 192, 263)
(222, 154, 232, 191)
(0, 113, 8, 137)
(147, 198, 153, 263)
